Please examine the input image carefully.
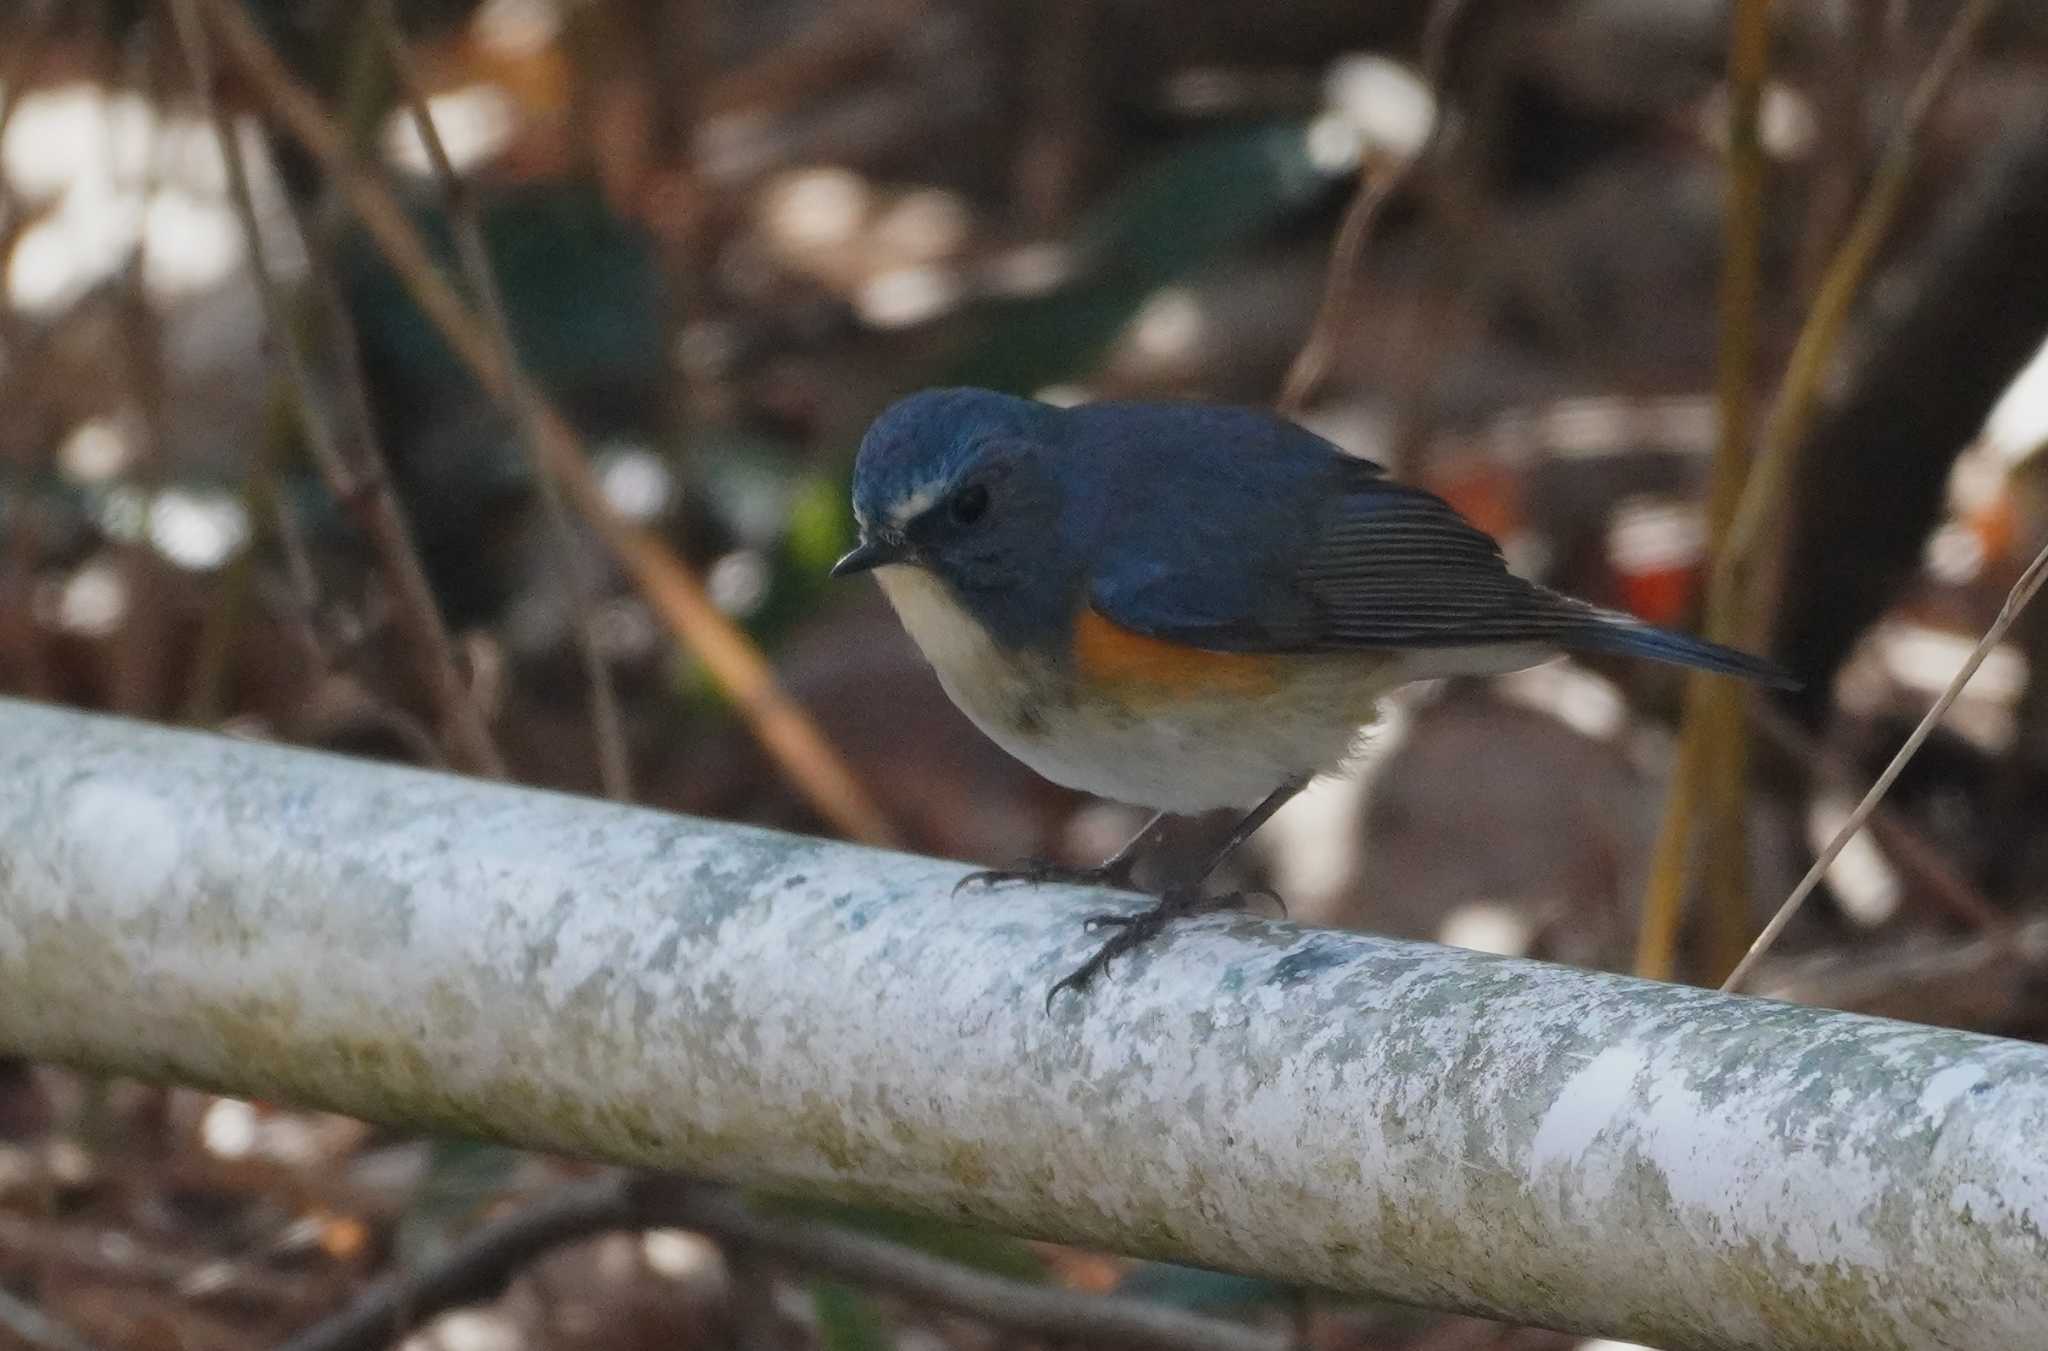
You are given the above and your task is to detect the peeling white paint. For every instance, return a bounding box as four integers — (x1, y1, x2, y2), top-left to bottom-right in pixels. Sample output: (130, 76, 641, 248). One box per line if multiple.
(61, 777, 183, 918)
(1530, 1044, 1648, 1171)
(1917, 1062, 1983, 1122)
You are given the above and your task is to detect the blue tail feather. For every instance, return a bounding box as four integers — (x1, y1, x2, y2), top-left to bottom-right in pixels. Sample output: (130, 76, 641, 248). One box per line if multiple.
(1565, 613, 1799, 689)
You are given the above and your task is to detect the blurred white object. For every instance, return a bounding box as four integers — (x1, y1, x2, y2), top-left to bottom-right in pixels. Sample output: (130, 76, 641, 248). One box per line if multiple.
(142, 190, 246, 298)
(1923, 521, 1986, 588)
(1262, 767, 1373, 910)
(404, 1309, 524, 1351)
(759, 166, 872, 253)
(2, 84, 155, 200)
(382, 84, 519, 177)
(150, 488, 250, 572)
(471, 0, 563, 57)
(4, 83, 294, 313)
(1807, 792, 1901, 928)
(642, 1228, 726, 1290)
(1984, 333, 2048, 466)
(8, 179, 145, 314)
(597, 445, 676, 521)
(1607, 495, 1706, 575)
(1872, 620, 2026, 753)
(1127, 286, 1205, 362)
(871, 188, 971, 263)
(200, 1097, 259, 1160)
(48, 560, 127, 638)
(1700, 80, 1818, 160)
(58, 417, 134, 484)
(1304, 111, 1365, 175)
(1496, 662, 1629, 742)
(855, 263, 962, 329)
(1439, 901, 1538, 956)
(1322, 54, 1436, 160)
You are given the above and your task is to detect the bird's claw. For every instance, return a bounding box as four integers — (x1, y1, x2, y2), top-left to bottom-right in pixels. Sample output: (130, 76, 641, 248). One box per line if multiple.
(1044, 952, 1114, 1013)
(1047, 886, 1286, 1011)
(1044, 918, 1155, 1011)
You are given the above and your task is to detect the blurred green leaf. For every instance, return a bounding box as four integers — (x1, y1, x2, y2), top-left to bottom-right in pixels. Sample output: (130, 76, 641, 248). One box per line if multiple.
(1114, 1261, 1299, 1311)
(945, 122, 1331, 394)
(785, 476, 853, 581)
(811, 1279, 892, 1351)
(343, 181, 667, 422)
(395, 1138, 524, 1267)
(758, 1196, 1048, 1283)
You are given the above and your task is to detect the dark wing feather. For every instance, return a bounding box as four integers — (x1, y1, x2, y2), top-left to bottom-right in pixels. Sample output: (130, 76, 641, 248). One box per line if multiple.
(1091, 454, 1592, 653)
(1083, 427, 1796, 684)
(1080, 413, 1794, 684)
(1290, 466, 1597, 649)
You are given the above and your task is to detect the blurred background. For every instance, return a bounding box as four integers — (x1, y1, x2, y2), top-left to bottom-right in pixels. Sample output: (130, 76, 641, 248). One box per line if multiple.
(3, 1, 2048, 1348)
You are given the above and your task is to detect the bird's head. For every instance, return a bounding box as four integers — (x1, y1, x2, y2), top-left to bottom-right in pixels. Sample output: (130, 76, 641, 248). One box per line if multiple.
(834, 389, 1075, 645)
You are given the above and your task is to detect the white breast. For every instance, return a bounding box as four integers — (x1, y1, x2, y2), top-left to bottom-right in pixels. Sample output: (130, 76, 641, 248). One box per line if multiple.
(872, 565, 1047, 734)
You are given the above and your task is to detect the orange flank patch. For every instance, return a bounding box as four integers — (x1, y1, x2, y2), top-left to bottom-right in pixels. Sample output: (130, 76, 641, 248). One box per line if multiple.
(1071, 607, 1282, 702)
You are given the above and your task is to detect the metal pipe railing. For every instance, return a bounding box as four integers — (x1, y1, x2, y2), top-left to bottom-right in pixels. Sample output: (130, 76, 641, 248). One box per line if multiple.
(0, 698, 2041, 1350)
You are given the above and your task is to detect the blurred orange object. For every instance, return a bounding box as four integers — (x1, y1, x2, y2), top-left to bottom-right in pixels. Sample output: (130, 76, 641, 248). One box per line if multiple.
(1606, 496, 1706, 626)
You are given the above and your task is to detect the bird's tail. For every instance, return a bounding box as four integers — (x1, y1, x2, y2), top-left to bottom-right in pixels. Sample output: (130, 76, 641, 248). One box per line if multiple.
(1559, 604, 1799, 689)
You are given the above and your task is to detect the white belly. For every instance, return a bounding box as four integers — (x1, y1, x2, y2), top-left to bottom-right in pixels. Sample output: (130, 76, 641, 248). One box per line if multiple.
(1011, 669, 1391, 812)
(872, 565, 1402, 813)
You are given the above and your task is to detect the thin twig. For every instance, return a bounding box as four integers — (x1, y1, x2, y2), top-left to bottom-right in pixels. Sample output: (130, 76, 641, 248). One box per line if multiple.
(1634, 0, 1771, 982)
(169, 0, 508, 779)
(659, 1184, 1292, 1351)
(1723, 539, 2048, 992)
(193, 0, 896, 844)
(374, 1, 633, 802)
(1747, 699, 2003, 932)
(1275, 0, 1468, 416)
(1796, 1, 1885, 296)
(277, 1175, 1291, 1351)
(1751, 914, 2046, 1026)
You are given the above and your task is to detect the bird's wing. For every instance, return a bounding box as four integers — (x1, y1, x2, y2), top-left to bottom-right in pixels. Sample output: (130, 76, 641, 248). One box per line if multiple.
(1089, 456, 1590, 654)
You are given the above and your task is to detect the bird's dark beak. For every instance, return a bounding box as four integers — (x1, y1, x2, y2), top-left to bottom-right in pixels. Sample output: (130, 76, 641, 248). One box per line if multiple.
(830, 532, 911, 578)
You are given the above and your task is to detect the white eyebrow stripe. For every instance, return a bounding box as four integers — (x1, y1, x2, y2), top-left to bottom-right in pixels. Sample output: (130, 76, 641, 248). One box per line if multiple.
(887, 482, 945, 527)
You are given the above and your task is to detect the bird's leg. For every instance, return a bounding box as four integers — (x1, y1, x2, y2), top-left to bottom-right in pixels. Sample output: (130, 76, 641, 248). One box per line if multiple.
(954, 810, 1173, 895)
(1047, 778, 1308, 1008)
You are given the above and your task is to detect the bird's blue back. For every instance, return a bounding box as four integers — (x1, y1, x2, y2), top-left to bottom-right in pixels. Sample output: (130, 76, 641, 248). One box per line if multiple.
(1056, 401, 1342, 647)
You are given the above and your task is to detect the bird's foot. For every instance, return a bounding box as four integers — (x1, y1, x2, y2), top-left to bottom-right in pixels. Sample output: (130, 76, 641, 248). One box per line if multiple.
(1045, 886, 1284, 1010)
(954, 855, 1140, 897)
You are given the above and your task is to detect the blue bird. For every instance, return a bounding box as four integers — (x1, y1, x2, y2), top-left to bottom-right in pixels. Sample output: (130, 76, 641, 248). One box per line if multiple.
(833, 388, 1793, 1004)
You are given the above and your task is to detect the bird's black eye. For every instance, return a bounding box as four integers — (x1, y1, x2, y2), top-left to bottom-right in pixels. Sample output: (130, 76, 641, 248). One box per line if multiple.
(949, 483, 990, 526)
